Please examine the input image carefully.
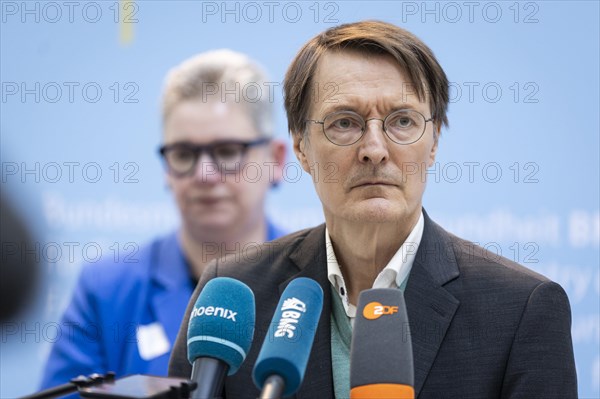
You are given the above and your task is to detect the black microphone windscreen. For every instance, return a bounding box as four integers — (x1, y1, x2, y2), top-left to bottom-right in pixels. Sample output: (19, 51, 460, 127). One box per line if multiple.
(350, 288, 414, 399)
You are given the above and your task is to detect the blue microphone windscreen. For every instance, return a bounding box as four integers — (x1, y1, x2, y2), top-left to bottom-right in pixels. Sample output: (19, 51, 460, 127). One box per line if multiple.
(187, 277, 255, 375)
(252, 277, 323, 396)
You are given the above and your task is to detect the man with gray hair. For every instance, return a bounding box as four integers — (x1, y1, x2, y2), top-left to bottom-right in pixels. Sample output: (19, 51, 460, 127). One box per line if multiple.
(169, 21, 577, 398)
(41, 49, 286, 388)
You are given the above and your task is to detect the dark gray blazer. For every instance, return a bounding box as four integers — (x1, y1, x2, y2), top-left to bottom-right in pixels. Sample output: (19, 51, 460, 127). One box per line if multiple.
(169, 212, 577, 398)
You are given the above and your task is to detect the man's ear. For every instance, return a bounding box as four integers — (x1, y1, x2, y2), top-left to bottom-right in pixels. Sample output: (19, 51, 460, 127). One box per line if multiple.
(428, 126, 440, 168)
(292, 132, 312, 174)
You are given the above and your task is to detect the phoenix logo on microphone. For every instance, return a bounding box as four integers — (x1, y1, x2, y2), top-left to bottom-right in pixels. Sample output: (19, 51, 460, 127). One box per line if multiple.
(274, 297, 307, 338)
(363, 301, 398, 320)
(191, 306, 238, 321)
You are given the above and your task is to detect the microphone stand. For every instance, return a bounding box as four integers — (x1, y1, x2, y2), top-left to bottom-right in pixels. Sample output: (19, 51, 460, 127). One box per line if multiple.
(22, 373, 197, 399)
(258, 375, 285, 399)
(21, 373, 115, 399)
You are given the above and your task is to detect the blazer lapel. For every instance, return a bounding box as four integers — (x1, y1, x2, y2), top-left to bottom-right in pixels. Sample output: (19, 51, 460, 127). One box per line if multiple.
(405, 212, 460, 397)
(279, 225, 334, 399)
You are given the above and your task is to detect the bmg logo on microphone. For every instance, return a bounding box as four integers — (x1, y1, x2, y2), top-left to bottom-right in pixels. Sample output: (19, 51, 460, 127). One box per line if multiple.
(274, 297, 306, 339)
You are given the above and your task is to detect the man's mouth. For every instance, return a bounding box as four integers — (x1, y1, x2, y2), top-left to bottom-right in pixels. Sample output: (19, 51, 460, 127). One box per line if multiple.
(352, 180, 397, 188)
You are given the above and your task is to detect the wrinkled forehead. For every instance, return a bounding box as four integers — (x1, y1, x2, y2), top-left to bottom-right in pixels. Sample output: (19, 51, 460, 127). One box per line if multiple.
(309, 50, 430, 116)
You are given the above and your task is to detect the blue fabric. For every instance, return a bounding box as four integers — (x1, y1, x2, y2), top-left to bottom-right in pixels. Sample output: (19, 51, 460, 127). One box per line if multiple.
(40, 221, 284, 389)
(266, 221, 286, 246)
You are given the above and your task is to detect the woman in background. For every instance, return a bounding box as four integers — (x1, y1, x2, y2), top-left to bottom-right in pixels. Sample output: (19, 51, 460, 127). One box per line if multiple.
(41, 49, 287, 387)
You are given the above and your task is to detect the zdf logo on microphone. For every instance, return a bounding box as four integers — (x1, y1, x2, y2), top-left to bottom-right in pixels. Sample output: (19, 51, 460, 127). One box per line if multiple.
(363, 302, 398, 320)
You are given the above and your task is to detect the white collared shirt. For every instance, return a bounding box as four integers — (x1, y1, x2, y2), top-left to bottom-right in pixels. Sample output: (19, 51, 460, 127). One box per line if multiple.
(326, 211, 424, 321)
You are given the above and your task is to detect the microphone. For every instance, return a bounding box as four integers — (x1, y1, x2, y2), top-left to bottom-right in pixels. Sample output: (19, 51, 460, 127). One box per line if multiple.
(350, 288, 414, 399)
(187, 277, 255, 399)
(252, 277, 323, 398)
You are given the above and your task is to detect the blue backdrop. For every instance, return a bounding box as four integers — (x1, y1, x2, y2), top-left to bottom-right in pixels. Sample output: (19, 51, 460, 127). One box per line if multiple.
(1, 1, 598, 397)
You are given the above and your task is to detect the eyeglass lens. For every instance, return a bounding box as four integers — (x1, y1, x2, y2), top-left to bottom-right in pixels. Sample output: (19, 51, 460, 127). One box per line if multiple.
(322, 109, 427, 145)
(163, 142, 247, 175)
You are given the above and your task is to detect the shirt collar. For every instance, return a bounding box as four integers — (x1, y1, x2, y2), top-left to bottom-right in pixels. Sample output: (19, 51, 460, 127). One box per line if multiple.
(378, 211, 424, 288)
(325, 211, 425, 318)
(326, 231, 354, 316)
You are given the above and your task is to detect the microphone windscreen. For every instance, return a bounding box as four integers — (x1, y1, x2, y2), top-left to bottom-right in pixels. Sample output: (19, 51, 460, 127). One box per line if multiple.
(350, 288, 414, 399)
(187, 277, 255, 375)
(252, 277, 323, 396)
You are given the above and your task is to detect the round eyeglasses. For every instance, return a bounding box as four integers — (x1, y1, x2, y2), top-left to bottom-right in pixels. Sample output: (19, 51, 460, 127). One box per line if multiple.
(159, 138, 270, 178)
(306, 109, 434, 146)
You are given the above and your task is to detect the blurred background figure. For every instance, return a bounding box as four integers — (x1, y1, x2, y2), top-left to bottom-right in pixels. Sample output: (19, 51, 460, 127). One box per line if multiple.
(0, 191, 41, 325)
(40, 49, 287, 388)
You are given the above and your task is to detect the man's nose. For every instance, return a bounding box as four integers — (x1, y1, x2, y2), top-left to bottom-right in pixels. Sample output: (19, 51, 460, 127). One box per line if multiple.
(357, 119, 389, 165)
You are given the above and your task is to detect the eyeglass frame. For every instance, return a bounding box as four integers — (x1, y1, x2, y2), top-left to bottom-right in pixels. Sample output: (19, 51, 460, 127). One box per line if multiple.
(305, 109, 435, 146)
(158, 137, 271, 177)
